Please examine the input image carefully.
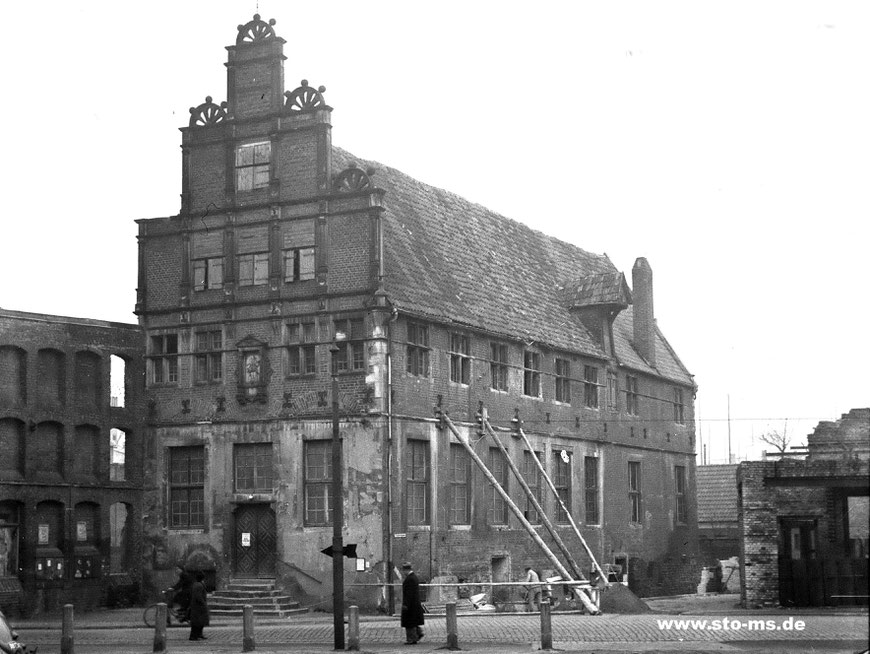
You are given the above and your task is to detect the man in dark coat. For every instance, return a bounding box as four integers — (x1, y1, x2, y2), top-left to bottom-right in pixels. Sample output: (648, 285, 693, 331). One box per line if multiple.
(188, 570, 210, 641)
(400, 562, 424, 644)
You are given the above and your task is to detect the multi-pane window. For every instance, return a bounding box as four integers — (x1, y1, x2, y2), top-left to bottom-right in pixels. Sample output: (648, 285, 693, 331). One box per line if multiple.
(406, 323, 429, 377)
(194, 330, 223, 383)
(523, 351, 541, 397)
(584, 456, 599, 525)
(555, 358, 571, 403)
(288, 322, 316, 376)
(448, 444, 471, 525)
(449, 333, 470, 385)
(490, 343, 509, 391)
(170, 446, 205, 528)
(584, 365, 599, 408)
(554, 449, 572, 523)
(406, 440, 430, 525)
(673, 387, 685, 424)
(235, 443, 273, 492)
(607, 371, 618, 411)
(150, 334, 178, 385)
(626, 375, 639, 415)
(488, 447, 509, 525)
(334, 318, 365, 373)
(304, 441, 332, 525)
(628, 461, 642, 524)
(522, 450, 543, 523)
(193, 257, 224, 291)
(674, 465, 687, 524)
(235, 141, 271, 191)
(238, 252, 269, 286)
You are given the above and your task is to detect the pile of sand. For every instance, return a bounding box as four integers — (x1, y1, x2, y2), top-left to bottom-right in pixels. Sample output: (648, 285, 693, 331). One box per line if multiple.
(598, 583, 653, 614)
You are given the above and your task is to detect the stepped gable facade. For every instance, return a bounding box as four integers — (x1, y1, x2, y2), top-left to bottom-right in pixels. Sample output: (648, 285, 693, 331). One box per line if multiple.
(135, 14, 699, 610)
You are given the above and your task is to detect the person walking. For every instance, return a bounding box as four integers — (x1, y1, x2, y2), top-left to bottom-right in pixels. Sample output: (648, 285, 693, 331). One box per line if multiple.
(188, 570, 210, 641)
(523, 566, 542, 612)
(400, 562, 424, 644)
(171, 566, 192, 622)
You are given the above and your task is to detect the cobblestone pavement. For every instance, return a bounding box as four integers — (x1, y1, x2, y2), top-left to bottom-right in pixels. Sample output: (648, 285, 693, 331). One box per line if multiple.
(10, 608, 868, 654)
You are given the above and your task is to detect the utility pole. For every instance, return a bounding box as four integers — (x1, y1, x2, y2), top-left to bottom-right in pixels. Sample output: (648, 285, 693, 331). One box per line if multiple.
(727, 394, 732, 464)
(330, 339, 345, 650)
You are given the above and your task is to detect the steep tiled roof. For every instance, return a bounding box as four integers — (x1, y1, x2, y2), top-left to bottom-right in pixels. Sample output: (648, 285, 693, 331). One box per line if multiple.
(696, 465, 739, 525)
(332, 148, 693, 386)
(569, 272, 631, 309)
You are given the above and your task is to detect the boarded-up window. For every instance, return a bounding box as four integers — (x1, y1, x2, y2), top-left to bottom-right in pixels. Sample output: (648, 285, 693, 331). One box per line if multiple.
(34, 421, 63, 475)
(235, 142, 271, 191)
(74, 424, 100, 479)
(0, 418, 25, 476)
(0, 346, 26, 405)
(37, 349, 65, 406)
(75, 351, 102, 408)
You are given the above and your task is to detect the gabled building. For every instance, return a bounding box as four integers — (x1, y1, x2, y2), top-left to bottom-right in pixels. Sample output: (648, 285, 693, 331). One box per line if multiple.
(0, 309, 145, 614)
(136, 14, 699, 609)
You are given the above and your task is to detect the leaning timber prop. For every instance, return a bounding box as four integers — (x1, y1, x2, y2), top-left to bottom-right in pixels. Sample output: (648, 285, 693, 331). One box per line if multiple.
(480, 408, 587, 583)
(442, 413, 600, 615)
(514, 423, 609, 585)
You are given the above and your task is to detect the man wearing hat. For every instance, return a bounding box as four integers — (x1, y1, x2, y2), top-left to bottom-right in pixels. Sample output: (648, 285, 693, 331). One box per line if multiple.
(400, 562, 424, 644)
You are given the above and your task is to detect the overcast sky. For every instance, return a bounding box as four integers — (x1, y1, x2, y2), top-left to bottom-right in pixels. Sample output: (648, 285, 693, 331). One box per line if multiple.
(1, 1, 867, 464)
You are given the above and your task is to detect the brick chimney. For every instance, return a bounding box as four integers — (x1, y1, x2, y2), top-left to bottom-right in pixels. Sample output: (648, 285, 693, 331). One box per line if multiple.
(632, 257, 656, 367)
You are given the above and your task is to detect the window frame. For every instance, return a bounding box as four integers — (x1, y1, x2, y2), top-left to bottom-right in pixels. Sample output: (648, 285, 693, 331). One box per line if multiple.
(449, 333, 471, 385)
(674, 465, 688, 524)
(193, 256, 224, 292)
(194, 330, 223, 384)
(522, 450, 543, 524)
(584, 365, 599, 408)
(490, 343, 509, 391)
(235, 141, 271, 192)
(487, 447, 509, 526)
(523, 350, 541, 398)
(448, 443, 471, 526)
(303, 441, 332, 526)
(234, 443, 273, 493)
(555, 357, 571, 403)
(334, 318, 366, 373)
(673, 387, 685, 424)
(169, 446, 205, 529)
(553, 449, 572, 524)
(406, 440, 430, 526)
(406, 322, 430, 378)
(283, 246, 315, 283)
(626, 374, 639, 416)
(238, 252, 270, 287)
(628, 461, 642, 524)
(149, 334, 179, 386)
(287, 322, 317, 376)
(584, 456, 599, 525)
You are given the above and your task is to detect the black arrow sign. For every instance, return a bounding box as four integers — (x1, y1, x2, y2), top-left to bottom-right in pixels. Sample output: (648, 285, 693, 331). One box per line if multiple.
(321, 544, 358, 558)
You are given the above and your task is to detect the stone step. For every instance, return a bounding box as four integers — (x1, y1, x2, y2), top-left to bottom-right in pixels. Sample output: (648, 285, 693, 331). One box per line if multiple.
(214, 589, 285, 598)
(210, 606, 309, 618)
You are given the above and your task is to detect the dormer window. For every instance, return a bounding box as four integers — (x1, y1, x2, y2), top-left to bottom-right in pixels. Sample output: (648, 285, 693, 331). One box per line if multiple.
(235, 141, 271, 191)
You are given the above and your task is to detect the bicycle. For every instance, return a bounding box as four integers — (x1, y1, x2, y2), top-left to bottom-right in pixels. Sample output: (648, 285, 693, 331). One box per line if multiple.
(143, 588, 190, 628)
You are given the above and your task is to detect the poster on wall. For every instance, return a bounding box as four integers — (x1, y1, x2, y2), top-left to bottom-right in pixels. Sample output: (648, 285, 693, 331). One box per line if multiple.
(241, 532, 251, 547)
(77, 521, 87, 541)
(38, 524, 49, 545)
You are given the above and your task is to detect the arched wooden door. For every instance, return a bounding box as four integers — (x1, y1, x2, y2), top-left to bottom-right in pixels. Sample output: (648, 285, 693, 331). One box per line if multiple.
(234, 504, 276, 578)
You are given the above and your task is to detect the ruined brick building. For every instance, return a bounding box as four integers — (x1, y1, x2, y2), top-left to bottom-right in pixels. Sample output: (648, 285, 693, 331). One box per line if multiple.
(738, 408, 869, 607)
(134, 15, 699, 609)
(0, 309, 145, 613)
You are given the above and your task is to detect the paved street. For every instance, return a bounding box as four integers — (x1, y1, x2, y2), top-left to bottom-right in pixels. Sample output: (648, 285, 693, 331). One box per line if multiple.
(9, 601, 868, 654)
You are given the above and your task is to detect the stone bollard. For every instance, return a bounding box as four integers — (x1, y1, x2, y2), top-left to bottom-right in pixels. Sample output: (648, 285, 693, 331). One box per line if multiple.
(445, 601, 459, 650)
(242, 604, 255, 652)
(347, 605, 360, 651)
(60, 603, 74, 654)
(540, 598, 553, 650)
(152, 603, 167, 653)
